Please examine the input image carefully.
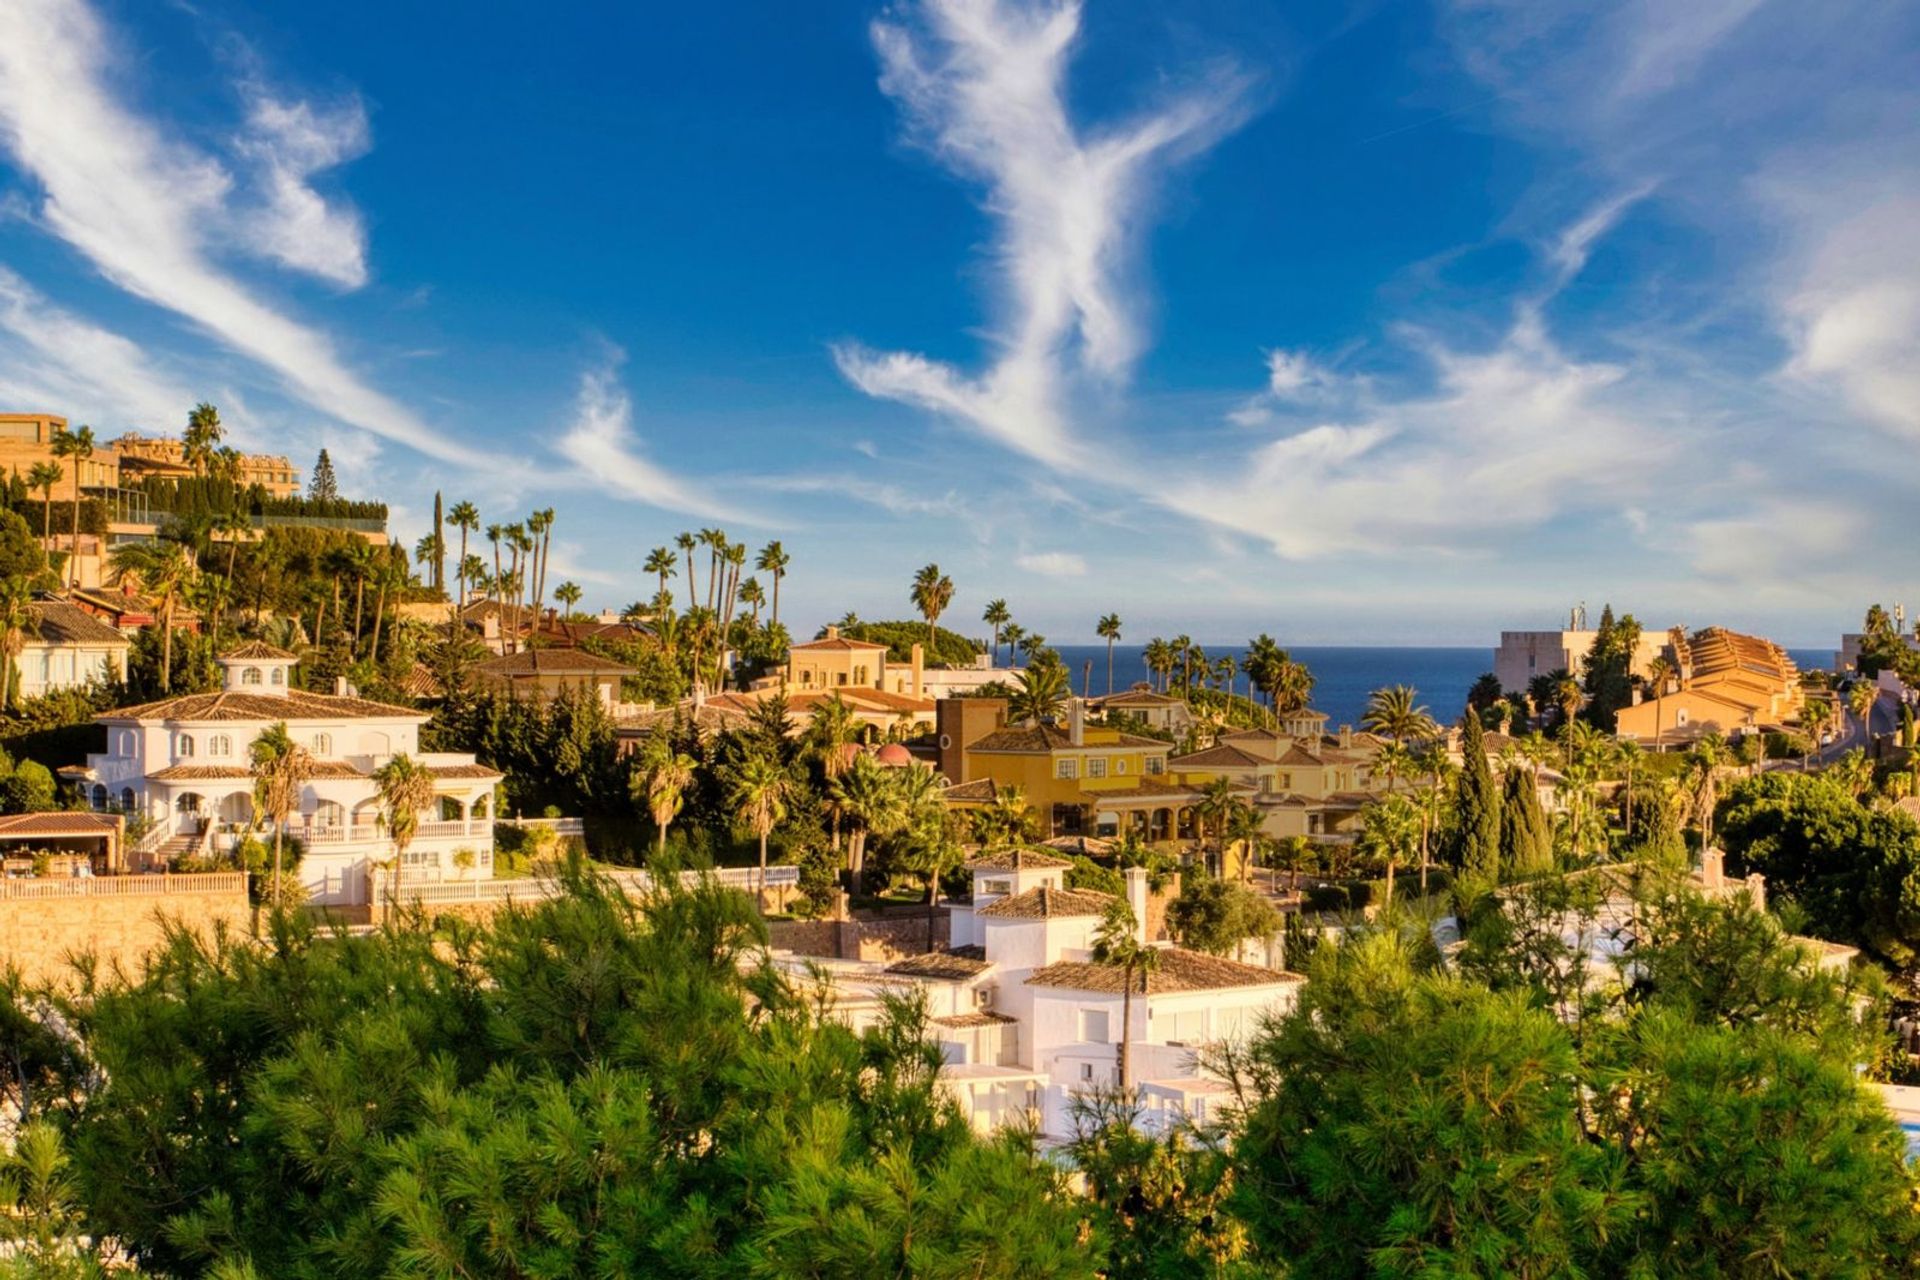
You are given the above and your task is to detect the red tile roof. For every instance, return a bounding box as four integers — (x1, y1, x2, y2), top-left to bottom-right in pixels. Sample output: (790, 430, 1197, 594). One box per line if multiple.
(1026, 947, 1304, 994)
(219, 640, 295, 661)
(473, 649, 634, 676)
(965, 847, 1073, 871)
(976, 885, 1115, 919)
(26, 601, 129, 647)
(0, 812, 120, 837)
(101, 688, 426, 724)
(1169, 744, 1268, 770)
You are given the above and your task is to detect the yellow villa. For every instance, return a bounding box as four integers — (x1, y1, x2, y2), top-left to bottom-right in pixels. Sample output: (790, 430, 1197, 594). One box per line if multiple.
(1166, 712, 1387, 842)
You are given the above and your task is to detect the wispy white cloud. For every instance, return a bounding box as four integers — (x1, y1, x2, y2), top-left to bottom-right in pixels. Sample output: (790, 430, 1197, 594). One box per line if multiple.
(836, 0, 1252, 468)
(552, 356, 740, 521)
(1015, 549, 1087, 578)
(744, 472, 972, 520)
(0, 0, 486, 466)
(231, 86, 371, 288)
(0, 266, 194, 422)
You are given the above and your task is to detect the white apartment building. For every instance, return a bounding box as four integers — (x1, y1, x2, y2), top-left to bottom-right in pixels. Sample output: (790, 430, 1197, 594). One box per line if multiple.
(69, 642, 502, 906)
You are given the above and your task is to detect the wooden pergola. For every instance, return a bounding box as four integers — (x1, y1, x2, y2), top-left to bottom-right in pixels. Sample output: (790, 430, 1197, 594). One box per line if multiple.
(0, 811, 126, 874)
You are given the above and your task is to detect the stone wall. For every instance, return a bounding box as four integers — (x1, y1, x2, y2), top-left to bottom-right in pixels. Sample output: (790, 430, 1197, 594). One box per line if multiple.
(0, 874, 252, 988)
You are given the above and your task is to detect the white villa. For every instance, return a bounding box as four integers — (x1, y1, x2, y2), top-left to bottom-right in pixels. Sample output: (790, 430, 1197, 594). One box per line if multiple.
(18, 600, 131, 701)
(69, 642, 502, 906)
(787, 847, 1303, 1138)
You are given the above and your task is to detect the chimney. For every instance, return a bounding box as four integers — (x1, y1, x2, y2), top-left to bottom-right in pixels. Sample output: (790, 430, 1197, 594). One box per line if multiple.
(911, 642, 924, 698)
(824, 624, 840, 640)
(1124, 866, 1149, 945)
(1069, 698, 1085, 746)
(334, 676, 350, 697)
(1700, 846, 1725, 889)
(1339, 724, 1352, 749)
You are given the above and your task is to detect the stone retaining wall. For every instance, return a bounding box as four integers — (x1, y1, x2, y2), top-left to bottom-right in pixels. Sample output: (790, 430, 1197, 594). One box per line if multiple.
(0, 876, 252, 987)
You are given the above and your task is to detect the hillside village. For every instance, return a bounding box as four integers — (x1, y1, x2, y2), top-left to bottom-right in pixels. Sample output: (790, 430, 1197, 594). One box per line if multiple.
(5, 408, 1920, 1271)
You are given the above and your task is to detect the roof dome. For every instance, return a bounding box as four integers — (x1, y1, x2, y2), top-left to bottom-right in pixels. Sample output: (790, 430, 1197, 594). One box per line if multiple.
(874, 742, 914, 767)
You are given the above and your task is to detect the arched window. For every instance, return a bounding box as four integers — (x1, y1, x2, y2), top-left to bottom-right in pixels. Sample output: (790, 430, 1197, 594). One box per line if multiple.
(312, 733, 332, 756)
(90, 784, 107, 809)
(119, 787, 135, 812)
(115, 730, 135, 756)
(208, 735, 232, 757)
(241, 666, 263, 685)
(270, 667, 285, 686)
(177, 735, 195, 759)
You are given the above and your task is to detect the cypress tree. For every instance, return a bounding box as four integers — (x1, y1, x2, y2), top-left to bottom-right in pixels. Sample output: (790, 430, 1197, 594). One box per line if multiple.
(432, 490, 445, 592)
(1454, 713, 1502, 882)
(1500, 766, 1552, 877)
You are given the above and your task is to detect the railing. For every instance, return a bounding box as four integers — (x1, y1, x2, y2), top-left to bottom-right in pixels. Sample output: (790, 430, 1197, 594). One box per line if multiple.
(497, 817, 586, 836)
(301, 820, 492, 846)
(372, 865, 797, 907)
(131, 815, 175, 860)
(0, 872, 249, 901)
(249, 513, 388, 534)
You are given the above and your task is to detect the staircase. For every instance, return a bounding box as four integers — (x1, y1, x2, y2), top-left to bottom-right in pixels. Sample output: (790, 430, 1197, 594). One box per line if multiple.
(155, 833, 200, 865)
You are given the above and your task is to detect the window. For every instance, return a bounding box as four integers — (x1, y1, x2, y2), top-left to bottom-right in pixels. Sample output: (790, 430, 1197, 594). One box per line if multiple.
(1077, 1009, 1109, 1043)
(119, 787, 135, 811)
(1086, 757, 1107, 779)
(241, 666, 262, 685)
(176, 735, 195, 759)
(208, 735, 232, 758)
(1146, 757, 1164, 775)
(1115, 759, 1127, 775)
(270, 667, 285, 686)
(1279, 773, 1292, 789)
(1165, 1009, 1207, 1045)
(312, 734, 332, 756)
(981, 878, 1011, 895)
(1056, 758, 1078, 779)
(1080, 1062, 1094, 1082)
(115, 731, 134, 756)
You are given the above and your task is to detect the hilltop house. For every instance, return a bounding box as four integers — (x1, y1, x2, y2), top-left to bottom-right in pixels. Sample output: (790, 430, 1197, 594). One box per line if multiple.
(1166, 711, 1388, 842)
(66, 642, 502, 906)
(784, 853, 1301, 1137)
(469, 648, 634, 710)
(16, 600, 130, 701)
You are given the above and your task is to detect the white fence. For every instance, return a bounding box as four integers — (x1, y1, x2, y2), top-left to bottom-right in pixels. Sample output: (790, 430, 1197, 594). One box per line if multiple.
(375, 865, 797, 907)
(0, 871, 249, 901)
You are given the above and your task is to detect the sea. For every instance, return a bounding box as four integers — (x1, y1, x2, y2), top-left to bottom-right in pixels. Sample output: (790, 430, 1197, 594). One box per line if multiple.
(1049, 644, 1835, 731)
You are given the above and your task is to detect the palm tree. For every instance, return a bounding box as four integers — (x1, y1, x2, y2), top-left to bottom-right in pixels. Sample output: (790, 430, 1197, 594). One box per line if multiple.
(250, 722, 314, 905)
(1095, 613, 1122, 695)
(910, 563, 954, 651)
(447, 501, 480, 605)
(697, 528, 727, 613)
(182, 402, 223, 475)
(1001, 623, 1027, 670)
(1799, 698, 1831, 770)
(553, 582, 583, 643)
(1171, 636, 1194, 693)
(485, 524, 504, 604)
(108, 538, 196, 691)
(373, 754, 437, 922)
(727, 749, 792, 894)
(1685, 738, 1725, 850)
(26, 461, 60, 546)
(676, 532, 698, 612)
(830, 753, 903, 896)
(1372, 739, 1415, 798)
(1362, 685, 1437, 744)
(51, 425, 93, 587)
(754, 541, 790, 628)
(983, 599, 1011, 666)
(738, 578, 765, 628)
(1412, 744, 1452, 894)
(1848, 680, 1878, 748)
(1359, 794, 1421, 905)
(645, 547, 678, 604)
(1195, 777, 1239, 855)
(1615, 738, 1644, 837)
(1143, 638, 1173, 693)
(1092, 899, 1159, 1092)
(1643, 656, 1674, 752)
(904, 813, 965, 951)
(633, 730, 697, 859)
(1555, 674, 1584, 745)
(971, 785, 1036, 846)
(1010, 662, 1069, 724)
(0, 580, 31, 713)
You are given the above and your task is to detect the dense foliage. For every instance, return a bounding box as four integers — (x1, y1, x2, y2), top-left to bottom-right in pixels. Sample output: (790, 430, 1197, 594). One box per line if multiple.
(3, 875, 1091, 1279)
(827, 619, 979, 666)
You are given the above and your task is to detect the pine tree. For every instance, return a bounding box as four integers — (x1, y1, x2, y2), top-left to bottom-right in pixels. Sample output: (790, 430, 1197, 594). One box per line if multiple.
(1500, 765, 1552, 877)
(1453, 712, 1502, 882)
(308, 449, 339, 502)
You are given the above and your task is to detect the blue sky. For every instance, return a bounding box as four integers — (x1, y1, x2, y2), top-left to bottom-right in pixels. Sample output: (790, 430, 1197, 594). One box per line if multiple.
(0, 0, 1914, 647)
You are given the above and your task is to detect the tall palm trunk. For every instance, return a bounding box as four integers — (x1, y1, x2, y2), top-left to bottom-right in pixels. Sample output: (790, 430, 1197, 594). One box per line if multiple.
(160, 595, 176, 692)
(69, 471, 82, 587)
(352, 578, 366, 647)
(771, 571, 781, 627)
(1106, 637, 1116, 695)
(370, 575, 389, 664)
(1119, 966, 1135, 1091)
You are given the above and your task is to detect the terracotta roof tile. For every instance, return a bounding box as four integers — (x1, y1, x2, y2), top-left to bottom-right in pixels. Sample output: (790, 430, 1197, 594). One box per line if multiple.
(966, 723, 1165, 753)
(0, 812, 120, 837)
(26, 601, 129, 647)
(977, 885, 1115, 919)
(940, 778, 999, 803)
(1026, 947, 1304, 994)
(1170, 744, 1268, 770)
(965, 847, 1073, 871)
(101, 688, 427, 723)
(930, 1011, 1018, 1027)
(884, 948, 993, 980)
(219, 640, 295, 661)
(473, 649, 633, 676)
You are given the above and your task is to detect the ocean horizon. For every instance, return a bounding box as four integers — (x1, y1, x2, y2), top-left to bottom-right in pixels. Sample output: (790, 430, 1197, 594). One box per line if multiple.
(1045, 644, 1834, 731)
